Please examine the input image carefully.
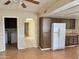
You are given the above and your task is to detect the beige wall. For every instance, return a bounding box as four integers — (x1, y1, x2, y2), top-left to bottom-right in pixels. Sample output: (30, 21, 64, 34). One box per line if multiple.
(0, 9, 38, 51)
(75, 19, 79, 34)
(25, 19, 39, 48)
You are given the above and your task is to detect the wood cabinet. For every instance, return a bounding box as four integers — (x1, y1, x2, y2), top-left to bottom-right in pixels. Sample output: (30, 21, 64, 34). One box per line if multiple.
(61, 19, 75, 29)
(39, 17, 75, 49)
(39, 18, 51, 48)
(51, 18, 75, 29)
(65, 36, 78, 46)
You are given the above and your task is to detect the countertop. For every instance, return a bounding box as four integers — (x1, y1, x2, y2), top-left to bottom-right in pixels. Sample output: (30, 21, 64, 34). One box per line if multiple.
(66, 33, 78, 36)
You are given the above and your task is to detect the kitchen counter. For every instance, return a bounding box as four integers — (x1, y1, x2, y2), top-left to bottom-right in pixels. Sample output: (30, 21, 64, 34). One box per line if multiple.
(65, 33, 79, 46)
(66, 33, 78, 36)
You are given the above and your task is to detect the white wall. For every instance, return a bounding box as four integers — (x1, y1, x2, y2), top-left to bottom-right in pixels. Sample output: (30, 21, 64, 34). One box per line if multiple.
(0, 9, 38, 51)
(0, 17, 5, 51)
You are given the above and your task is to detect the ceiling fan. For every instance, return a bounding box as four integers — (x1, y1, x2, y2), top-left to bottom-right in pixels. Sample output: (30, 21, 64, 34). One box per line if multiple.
(4, 0, 40, 8)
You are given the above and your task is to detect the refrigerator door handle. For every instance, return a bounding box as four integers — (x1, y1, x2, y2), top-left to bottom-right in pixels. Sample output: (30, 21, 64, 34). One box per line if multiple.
(58, 28, 60, 38)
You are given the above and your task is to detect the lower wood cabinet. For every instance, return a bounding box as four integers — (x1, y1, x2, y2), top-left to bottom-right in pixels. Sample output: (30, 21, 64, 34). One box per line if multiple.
(42, 32, 51, 48)
(65, 36, 78, 46)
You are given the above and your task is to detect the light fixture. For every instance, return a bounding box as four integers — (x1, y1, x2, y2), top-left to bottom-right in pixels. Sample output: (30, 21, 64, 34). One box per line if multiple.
(26, 18, 33, 21)
(25, 18, 33, 22)
(4, 0, 11, 5)
(21, 2, 27, 8)
(4, 0, 40, 8)
(13, 0, 20, 3)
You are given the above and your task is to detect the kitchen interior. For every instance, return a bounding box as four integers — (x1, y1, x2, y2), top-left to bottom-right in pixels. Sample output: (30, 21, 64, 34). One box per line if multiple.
(5, 18, 17, 50)
(39, 17, 79, 50)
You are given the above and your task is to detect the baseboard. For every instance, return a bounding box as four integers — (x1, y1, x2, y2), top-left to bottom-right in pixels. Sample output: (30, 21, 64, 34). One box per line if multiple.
(0, 49, 5, 52)
(65, 45, 78, 48)
(39, 47, 51, 51)
(51, 48, 65, 51)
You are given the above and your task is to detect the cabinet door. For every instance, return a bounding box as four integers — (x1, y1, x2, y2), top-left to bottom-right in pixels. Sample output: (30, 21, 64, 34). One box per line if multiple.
(43, 32, 51, 48)
(39, 19, 43, 48)
(70, 19, 75, 29)
(42, 19, 51, 48)
(65, 36, 70, 46)
(61, 19, 75, 29)
(65, 36, 78, 46)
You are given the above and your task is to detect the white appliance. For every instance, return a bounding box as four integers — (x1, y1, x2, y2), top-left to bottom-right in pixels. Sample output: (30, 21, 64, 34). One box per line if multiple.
(5, 31, 8, 44)
(51, 23, 66, 50)
(11, 31, 17, 44)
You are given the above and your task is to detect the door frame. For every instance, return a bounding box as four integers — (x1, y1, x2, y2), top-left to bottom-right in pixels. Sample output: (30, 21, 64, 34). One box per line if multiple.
(3, 16, 18, 51)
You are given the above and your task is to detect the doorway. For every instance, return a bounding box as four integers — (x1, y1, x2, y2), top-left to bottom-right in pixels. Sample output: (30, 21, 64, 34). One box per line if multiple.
(4, 17, 17, 50)
(24, 18, 36, 48)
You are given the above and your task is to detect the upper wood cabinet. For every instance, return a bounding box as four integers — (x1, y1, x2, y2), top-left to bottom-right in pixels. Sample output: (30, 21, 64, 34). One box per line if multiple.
(51, 18, 75, 29)
(61, 19, 75, 29)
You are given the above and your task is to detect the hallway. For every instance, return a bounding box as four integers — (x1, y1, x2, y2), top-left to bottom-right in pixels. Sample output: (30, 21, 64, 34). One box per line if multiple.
(0, 46, 79, 59)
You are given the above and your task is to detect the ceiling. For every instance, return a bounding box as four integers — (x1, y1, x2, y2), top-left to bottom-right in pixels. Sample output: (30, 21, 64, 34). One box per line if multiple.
(0, 0, 58, 13)
(0, 0, 73, 15)
(43, 0, 79, 19)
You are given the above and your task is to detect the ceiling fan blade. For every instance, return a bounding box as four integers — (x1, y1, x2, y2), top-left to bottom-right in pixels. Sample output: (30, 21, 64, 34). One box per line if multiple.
(21, 3, 27, 8)
(4, 0, 11, 5)
(25, 0, 40, 4)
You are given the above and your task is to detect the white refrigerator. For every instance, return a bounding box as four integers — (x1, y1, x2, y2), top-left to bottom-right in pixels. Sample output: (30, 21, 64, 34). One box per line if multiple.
(51, 23, 66, 50)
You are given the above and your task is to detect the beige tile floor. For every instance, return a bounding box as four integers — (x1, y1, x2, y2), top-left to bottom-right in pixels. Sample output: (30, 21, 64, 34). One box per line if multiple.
(0, 46, 79, 59)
